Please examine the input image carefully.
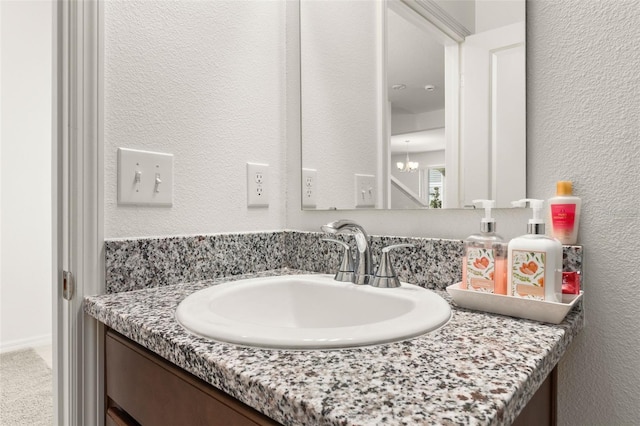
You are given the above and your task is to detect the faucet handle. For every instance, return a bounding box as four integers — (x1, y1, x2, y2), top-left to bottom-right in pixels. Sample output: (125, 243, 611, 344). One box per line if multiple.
(322, 238, 355, 283)
(371, 244, 414, 288)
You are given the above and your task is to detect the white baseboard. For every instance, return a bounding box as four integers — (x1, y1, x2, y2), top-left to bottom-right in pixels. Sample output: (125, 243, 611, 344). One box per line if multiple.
(0, 334, 52, 353)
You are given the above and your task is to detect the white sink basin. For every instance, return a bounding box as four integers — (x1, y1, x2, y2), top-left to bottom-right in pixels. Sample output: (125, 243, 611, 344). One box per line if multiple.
(175, 274, 451, 349)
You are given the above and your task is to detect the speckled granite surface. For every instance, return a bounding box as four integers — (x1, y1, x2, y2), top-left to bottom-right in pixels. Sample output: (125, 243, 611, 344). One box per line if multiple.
(106, 231, 583, 293)
(105, 232, 285, 293)
(562, 244, 582, 273)
(85, 269, 584, 426)
(284, 232, 465, 291)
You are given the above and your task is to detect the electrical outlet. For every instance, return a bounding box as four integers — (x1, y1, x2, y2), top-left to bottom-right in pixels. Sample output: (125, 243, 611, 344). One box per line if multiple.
(354, 174, 376, 208)
(247, 163, 269, 207)
(302, 168, 317, 208)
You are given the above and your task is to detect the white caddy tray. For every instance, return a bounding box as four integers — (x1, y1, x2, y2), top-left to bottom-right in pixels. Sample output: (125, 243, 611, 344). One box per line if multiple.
(446, 282, 583, 324)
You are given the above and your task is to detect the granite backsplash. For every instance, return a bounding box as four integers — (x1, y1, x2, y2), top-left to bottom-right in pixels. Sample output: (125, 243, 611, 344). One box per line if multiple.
(105, 231, 583, 294)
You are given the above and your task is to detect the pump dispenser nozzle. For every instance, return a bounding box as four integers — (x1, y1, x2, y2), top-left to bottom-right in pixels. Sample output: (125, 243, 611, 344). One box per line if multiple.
(512, 198, 545, 234)
(472, 199, 496, 233)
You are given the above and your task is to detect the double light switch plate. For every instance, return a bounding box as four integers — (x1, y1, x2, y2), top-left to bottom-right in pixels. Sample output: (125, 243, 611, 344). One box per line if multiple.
(118, 148, 173, 206)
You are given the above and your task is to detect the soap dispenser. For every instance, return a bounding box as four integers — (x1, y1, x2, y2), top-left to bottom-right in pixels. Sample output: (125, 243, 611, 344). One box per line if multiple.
(507, 199, 562, 302)
(462, 200, 507, 294)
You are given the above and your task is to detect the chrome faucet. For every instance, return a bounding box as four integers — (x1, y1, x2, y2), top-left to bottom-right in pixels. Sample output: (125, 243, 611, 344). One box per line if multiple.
(322, 220, 415, 288)
(321, 220, 374, 285)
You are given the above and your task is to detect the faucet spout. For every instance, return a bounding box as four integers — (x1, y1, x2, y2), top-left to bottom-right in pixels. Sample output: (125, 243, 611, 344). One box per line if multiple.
(321, 220, 373, 285)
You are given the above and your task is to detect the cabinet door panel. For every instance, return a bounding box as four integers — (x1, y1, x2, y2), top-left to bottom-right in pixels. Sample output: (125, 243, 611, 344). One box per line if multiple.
(512, 367, 556, 426)
(106, 330, 279, 426)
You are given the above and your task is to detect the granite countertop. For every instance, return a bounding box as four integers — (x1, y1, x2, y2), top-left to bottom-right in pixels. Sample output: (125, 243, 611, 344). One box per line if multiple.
(84, 269, 584, 426)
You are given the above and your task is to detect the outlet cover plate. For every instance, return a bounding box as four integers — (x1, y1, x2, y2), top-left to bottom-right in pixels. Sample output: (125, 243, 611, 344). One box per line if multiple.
(118, 148, 173, 206)
(247, 162, 269, 207)
(302, 168, 317, 208)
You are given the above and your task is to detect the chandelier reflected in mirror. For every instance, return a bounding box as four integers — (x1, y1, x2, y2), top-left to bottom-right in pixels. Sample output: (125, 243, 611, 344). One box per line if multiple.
(396, 140, 419, 173)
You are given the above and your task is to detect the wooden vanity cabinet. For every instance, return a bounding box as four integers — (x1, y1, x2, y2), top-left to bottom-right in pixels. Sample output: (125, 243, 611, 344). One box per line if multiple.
(105, 329, 556, 426)
(105, 330, 279, 426)
(513, 367, 557, 426)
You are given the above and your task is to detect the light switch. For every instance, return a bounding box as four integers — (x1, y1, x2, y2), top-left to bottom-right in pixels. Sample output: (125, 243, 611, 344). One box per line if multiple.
(354, 174, 376, 208)
(118, 148, 173, 206)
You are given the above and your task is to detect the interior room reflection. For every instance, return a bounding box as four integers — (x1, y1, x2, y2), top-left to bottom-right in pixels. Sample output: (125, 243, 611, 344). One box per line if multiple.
(300, 0, 525, 210)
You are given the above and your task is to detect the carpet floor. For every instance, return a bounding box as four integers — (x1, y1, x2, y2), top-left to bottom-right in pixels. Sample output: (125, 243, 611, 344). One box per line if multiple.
(0, 348, 53, 425)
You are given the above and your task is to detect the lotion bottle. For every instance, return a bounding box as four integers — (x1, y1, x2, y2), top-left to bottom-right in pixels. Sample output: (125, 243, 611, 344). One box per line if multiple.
(462, 200, 507, 294)
(507, 199, 562, 302)
(549, 181, 581, 244)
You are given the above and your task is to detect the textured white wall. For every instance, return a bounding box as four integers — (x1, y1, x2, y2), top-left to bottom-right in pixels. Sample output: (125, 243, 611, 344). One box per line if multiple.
(103, 0, 286, 238)
(288, 1, 640, 423)
(300, 0, 381, 210)
(0, 0, 52, 351)
(528, 1, 639, 423)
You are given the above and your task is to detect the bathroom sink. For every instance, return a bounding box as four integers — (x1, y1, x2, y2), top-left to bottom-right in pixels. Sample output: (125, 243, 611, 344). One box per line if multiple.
(175, 274, 451, 349)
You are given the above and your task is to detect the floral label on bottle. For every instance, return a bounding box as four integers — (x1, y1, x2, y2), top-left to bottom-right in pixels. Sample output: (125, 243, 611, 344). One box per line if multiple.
(511, 250, 546, 300)
(466, 248, 495, 293)
(551, 203, 576, 237)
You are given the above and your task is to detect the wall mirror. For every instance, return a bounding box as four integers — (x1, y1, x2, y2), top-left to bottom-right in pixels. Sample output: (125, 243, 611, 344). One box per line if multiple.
(300, 0, 526, 210)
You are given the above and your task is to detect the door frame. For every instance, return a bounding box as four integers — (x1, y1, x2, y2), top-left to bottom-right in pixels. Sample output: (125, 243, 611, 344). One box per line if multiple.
(53, 0, 103, 424)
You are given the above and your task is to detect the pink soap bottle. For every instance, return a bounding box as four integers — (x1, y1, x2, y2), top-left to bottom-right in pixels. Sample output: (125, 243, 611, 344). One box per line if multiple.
(462, 200, 507, 294)
(549, 181, 581, 244)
